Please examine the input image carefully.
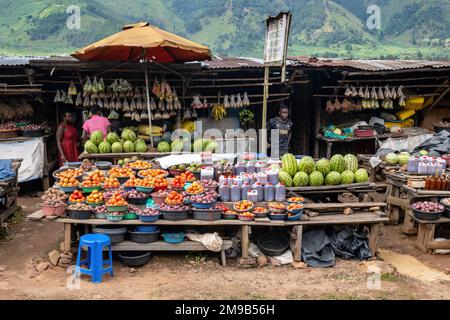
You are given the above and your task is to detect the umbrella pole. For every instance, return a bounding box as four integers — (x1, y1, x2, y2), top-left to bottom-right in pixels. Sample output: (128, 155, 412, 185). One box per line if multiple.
(144, 61, 154, 147)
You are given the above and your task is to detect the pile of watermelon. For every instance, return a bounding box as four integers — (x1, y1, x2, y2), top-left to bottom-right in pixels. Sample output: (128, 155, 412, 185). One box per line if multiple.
(157, 137, 218, 153)
(279, 153, 369, 187)
(84, 128, 147, 154)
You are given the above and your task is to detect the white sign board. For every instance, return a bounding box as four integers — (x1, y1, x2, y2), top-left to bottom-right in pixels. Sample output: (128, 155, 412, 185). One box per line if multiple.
(264, 12, 291, 65)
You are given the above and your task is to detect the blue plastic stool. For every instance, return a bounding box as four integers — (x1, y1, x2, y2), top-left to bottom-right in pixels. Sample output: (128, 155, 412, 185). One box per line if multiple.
(75, 234, 113, 283)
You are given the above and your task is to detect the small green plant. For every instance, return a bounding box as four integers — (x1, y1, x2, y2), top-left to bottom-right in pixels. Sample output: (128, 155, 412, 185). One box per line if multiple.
(381, 273, 400, 282)
(185, 252, 205, 263)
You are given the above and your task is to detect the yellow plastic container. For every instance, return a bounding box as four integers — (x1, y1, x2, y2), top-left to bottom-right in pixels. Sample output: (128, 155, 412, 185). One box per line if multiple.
(405, 97, 425, 110)
(385, 118, 415, 128)
(395, 109, 416, 121)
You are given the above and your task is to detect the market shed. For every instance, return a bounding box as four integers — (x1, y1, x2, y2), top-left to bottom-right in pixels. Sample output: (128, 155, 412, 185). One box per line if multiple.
(288, 57, 450, 158)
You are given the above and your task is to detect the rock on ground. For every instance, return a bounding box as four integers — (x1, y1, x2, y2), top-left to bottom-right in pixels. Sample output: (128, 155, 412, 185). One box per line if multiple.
(48, 250, 61, 266)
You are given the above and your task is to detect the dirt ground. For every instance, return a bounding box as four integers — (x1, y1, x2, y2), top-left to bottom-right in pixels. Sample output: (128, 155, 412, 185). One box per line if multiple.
(0, 196, 449, 300)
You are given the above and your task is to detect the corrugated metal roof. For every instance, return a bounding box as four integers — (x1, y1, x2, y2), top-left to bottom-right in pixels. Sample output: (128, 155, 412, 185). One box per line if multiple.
(0, 57, 31, 66)
(288, 56, 450, 71)
(0, 56, 56, 66)
(200, 56, 264, 69)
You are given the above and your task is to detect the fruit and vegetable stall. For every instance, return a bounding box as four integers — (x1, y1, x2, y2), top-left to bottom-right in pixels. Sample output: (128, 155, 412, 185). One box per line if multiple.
(29, 151, 389, 268)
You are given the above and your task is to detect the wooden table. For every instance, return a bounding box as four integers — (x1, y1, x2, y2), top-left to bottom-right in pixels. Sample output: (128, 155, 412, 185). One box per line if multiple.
(315, 134, 378, 159)
(287, 182, 380, 203)
(385, 170, 450, 231)
(400, 186, 450, 235)
(52, 210, 387, 265)
(408, 213, 450, 253)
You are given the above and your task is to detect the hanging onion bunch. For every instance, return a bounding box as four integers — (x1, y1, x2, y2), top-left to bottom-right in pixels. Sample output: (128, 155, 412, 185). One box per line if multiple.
(0, 102, 16, 123)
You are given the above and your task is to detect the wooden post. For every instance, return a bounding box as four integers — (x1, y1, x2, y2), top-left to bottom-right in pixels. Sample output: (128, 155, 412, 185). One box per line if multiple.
(401, 195, 418, 234)
(241, 225, 250, 258)
(416, 223, 436, 253)
(289, 225, 303, 262)
(326, 142, 332, 159)
(64, 223, 72, 253)
(221, 250, 226, 267)
(390, 185, 400, 225)
(313, 97, 322, 158)
(368, 223, 383, 255)
(262, 66, 269, 130)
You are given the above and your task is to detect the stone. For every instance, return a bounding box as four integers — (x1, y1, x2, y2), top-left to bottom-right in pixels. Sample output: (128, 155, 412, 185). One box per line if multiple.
(256, 255, 268, 267)
(238, 257, 257, 268)
(306, 211, 319, 217)
(357, 261, 396, 275)
(0, 265, 7, 272)
(267, 257, 281, 267)
(343, 207, 353, 215)
(129, 268, 137, 273)
(59, 258, 72, 264)
(36, 262, 49, 272)
(60, 253, 73, 260)
(48, 250, 61, 266)
(369, 206, 381, 211)
(291, 261, 307, 269)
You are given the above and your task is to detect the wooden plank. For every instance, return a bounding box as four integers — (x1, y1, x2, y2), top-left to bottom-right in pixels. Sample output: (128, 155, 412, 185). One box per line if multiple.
(368, 223, 383, 255)
(64, 223, 72, 253)
(241, 225, 250, 258)
(290, 225, 303, 262)
(427, 239, 450, 250)
(416, 223, 435, 253)
(408, 212, 450, 225)
(301, 202, 387, 210)
(387, 195, 407, 208)
(0, 204, 17, 224)
(56, 212, 388, 226)
(110, 240, 232, 251)
(287, 182, 374, 192)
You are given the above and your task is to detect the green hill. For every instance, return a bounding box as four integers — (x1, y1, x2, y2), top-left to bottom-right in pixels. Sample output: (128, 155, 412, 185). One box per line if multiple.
(0, 0, 448, 60)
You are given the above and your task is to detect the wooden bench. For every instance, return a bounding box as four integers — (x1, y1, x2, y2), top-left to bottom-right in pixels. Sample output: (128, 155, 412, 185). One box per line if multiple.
(53, 209, 388, 265)
(109, 240, 233, 266)
(408, 213, 450, 253)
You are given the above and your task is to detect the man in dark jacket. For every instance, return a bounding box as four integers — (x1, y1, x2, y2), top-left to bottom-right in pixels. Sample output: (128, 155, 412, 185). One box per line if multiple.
(266, 104, 293, 157)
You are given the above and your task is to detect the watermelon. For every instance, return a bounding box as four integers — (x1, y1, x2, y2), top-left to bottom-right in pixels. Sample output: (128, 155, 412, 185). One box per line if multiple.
(293, 171, 309, 187)
(298, 156, 316, 175)
(84, 141, 98, 154)
(385, 153, 398, 165)
(344, 154, 358, 172)
(281, 153, 298, 176)
(325, 171, 341, 185)
(204, 140, 218, 152)
(340, 170, 355, 184)
(123, 140, 135, 153)
(354, 168, 369, 183)
(279, 170, 293, 187)
(98, 140, 111, 154)
(398, 152, 410, 165)
(134, 138, 145, 146)
(171, 140, 184, 152)
(121, 128, 136, 142)
(309, 171, 324, 186)
(162, 132, 172, 143)
(330, 154, 346, 173)
(89, 130, 103, 146)
(316, 158, 331, 176)
(135, 141, 147, 153)
(157, 141, 170, 152)
(111, 142, 123, 153)
(106, 132, 120, 145)
(193, 138, 204, 152)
